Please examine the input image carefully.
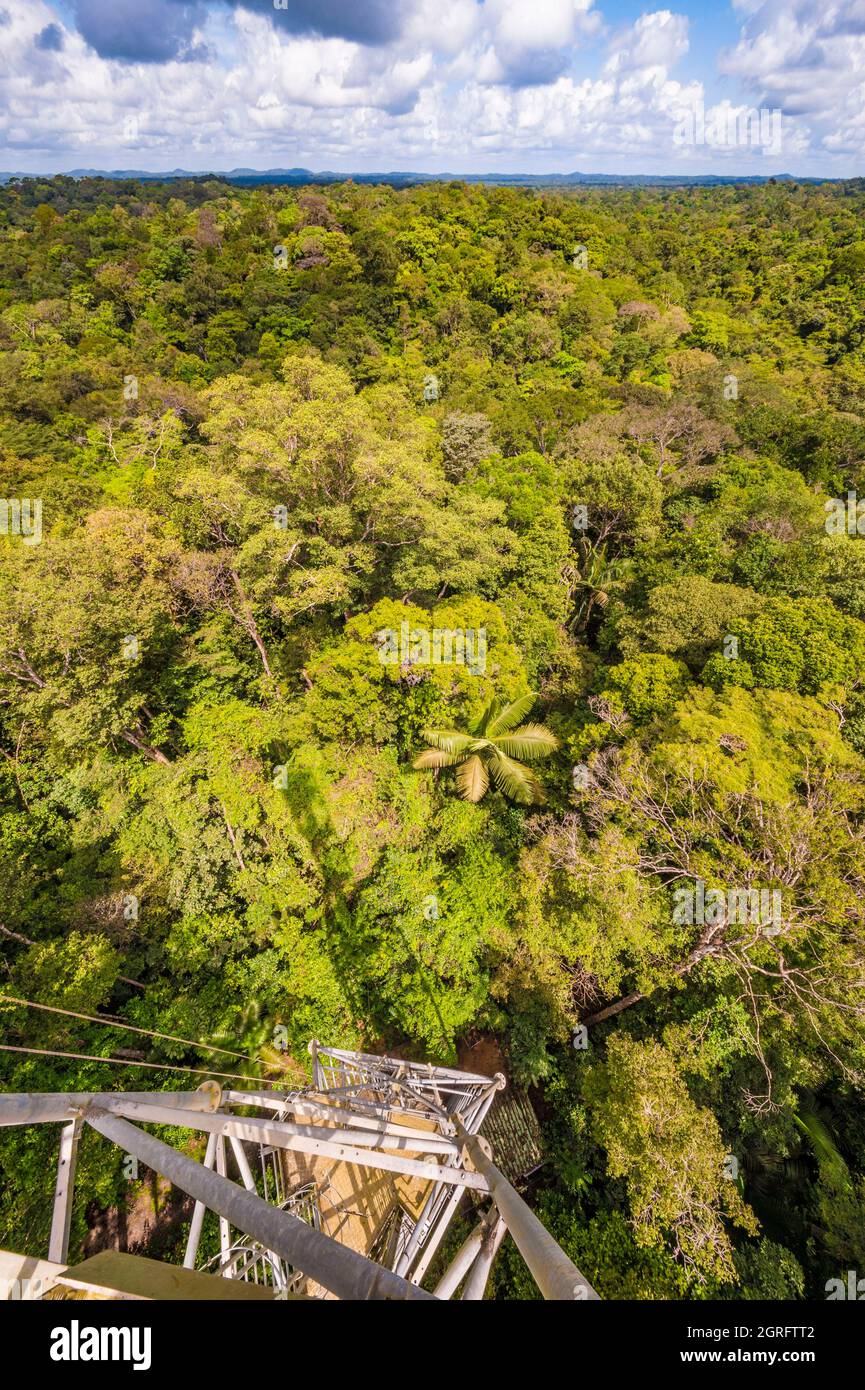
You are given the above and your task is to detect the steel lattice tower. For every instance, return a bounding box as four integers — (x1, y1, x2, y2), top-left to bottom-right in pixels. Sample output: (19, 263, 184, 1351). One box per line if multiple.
(0, 1041, 598, 1301)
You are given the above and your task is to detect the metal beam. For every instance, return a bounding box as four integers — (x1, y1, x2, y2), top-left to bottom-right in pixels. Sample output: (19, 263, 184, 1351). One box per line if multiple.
(83, 1107, 436, 1302)
(398, 1079, 502, 1282)
(113, 1099, 458, 1157)
(432, 1216, 489, 1300)
(215, 1136, 232, 1265)
(402, 1183, 464, 1284)
(314, 1045, 493, 1087)
(0, 1090, 219, 1127)
(47, 1118, 81, 1265)
(183, 1131, 217, 1269)
(103, 1102, 487, 1192)
(229, 1136, 257, 1193)
(225, 1090, 457, 1143)
(461, 1216, 507, 1301)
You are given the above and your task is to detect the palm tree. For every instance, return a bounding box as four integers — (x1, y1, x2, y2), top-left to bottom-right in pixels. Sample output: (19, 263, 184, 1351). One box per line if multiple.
(413, 693, 559, 804)
(565, 538, 631, 632)
(208, 1000, 307, 1085)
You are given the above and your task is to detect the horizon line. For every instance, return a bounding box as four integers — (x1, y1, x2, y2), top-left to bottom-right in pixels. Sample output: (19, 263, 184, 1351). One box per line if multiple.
(0, 166, 851, 183)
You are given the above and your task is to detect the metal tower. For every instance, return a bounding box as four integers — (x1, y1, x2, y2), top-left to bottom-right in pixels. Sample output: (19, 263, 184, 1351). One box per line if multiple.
(0, 1041, 599, 1301)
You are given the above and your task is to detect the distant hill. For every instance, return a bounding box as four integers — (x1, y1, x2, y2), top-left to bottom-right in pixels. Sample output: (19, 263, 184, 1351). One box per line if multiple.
(0, 167, 836, 189)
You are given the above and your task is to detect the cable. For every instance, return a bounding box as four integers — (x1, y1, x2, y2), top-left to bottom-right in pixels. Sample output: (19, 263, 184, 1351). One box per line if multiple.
(0, 993, 252, 1062)
(0, 1043, 283, 1087)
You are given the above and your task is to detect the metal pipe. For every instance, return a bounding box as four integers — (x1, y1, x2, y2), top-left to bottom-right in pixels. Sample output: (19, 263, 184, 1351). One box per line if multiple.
(84, 1107, 436, 1301)
(432, 1218, 488, 1299)
(229, 1136, 257, 1192)
(99, 1102, 485, 1191)
(454, 1120, 599, 1301)
(225, 1090, 457, 1142)
(183, 1131, 218, 1268)
(461, 1216, 507, 1301)
(216, 1135, 232, 1263)
(0, 1090, 219, 1127)
(113, 1099, 459, 1157)
(48, 1118, 81, 1265)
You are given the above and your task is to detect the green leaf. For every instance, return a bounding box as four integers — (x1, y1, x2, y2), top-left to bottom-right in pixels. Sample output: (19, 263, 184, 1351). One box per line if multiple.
(413, 748, 466, 770)
(487, 692, 536, 736)
(495, 724, 560, 762)
(486, 751, 545, 804)
(418, 729, 475, 755)
(456, 754, 489, 802)
(473, 698, 501, 736)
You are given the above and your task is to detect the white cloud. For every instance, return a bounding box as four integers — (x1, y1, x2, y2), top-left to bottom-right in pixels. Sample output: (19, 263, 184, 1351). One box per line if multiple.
(720, 0, 865, 156)
(0, 0, 861, 173)
(606, 9, 690, 75)
(475, 0, 603, 85)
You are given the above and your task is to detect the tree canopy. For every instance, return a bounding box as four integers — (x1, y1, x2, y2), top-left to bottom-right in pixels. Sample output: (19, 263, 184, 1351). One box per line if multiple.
(2, 173, 865, 1298)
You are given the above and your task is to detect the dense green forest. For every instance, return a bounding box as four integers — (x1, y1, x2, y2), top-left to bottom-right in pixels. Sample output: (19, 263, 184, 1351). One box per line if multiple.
(1, 173, 864, 1299)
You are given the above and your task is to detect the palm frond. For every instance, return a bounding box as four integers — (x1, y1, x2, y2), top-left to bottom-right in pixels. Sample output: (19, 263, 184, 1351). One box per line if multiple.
(418, 729, 475, 755)
(486, 751, 545, 805)
(495, 724, 560, 762)
(413, 748, 467, 770)
(473, 698, 501, 736)
(486, 692, 537, 737)
(456, 754, 490, 802)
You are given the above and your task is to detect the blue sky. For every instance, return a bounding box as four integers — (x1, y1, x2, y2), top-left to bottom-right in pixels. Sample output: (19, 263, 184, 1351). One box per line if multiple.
(1, 1, 863, 175)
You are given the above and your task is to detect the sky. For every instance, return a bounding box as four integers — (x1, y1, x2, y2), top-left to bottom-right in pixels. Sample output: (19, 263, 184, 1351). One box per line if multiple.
(0, 0, 864, 176)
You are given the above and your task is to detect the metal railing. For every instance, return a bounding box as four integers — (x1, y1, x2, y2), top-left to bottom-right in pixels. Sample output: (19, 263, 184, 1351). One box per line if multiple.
(202, 1181, 321, 1294)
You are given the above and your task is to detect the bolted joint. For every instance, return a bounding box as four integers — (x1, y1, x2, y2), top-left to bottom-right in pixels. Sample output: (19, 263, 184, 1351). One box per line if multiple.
(461, 1133, 492, 1169)
(196, 1080, 222, 1111)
